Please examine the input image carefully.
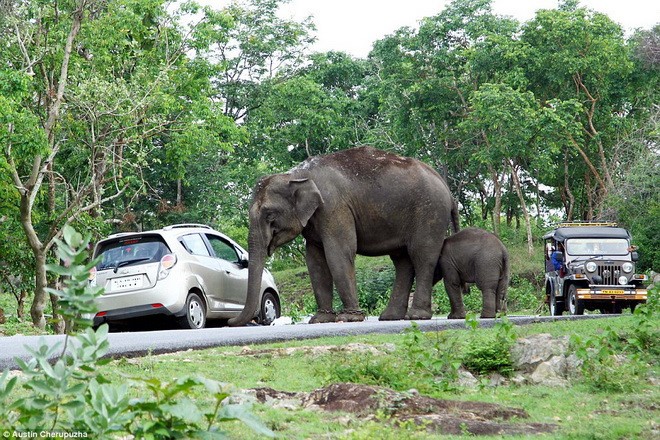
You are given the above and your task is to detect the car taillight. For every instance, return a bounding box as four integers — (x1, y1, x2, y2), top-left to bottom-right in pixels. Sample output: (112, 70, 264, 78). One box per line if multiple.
(161, 254, 176, 269)
(158, 254, 177, 280)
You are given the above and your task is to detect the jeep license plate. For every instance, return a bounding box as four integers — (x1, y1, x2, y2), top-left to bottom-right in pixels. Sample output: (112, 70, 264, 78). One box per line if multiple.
(602, 289, 624, 295)
(111, 275, 144, 291)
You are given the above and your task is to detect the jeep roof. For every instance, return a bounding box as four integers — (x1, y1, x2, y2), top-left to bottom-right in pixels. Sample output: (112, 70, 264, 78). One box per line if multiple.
(542, 222, 631, 242)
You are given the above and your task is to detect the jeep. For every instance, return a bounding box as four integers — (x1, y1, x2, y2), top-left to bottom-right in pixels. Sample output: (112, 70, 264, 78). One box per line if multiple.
(543, 222, 647, 315)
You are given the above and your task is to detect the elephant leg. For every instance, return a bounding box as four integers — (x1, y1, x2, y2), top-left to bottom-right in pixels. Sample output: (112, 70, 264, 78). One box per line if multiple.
(496, 272, 509, 315)
(406, 258, 436, 320)
(323, 239, 364, 323)
(306, 243, 337, 324)
(444, 270, 466, 319)
(479, 286, 498, 319)
(380, 253, 414, 320)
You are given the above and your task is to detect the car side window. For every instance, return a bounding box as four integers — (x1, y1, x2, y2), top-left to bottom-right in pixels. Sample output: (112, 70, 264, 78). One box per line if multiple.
(206, 235, 238, 262)
(180, 234, 211, 257)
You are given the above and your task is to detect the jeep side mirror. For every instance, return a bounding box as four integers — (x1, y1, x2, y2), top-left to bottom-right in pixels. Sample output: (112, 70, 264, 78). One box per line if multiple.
(631, 251, 639, 262)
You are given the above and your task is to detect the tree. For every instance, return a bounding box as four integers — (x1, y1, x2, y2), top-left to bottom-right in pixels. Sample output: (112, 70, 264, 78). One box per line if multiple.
(521, 4, 634, 218)
(366, 0, 524, 226)
(189, 0, 315, 122)
(0, 0, 238, 330)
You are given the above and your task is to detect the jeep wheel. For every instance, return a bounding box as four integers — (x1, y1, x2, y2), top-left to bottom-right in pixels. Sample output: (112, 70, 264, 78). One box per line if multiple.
(178, 292, 206, 329)
(567, 285, 585, 315)
(549, 290, 564, 316)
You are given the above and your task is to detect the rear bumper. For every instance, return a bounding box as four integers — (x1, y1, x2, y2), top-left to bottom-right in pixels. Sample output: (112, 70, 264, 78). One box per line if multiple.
(93, 303, 174, 326)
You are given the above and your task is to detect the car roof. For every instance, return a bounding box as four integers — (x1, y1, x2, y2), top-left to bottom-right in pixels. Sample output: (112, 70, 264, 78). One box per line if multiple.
(543, 226, 631, 242)
(99, 224, 231, 243)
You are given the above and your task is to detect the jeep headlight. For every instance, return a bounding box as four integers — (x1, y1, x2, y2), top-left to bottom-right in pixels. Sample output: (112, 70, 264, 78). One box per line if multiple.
(618, 276, 628, 285)
(622, 262, 633, 273)
(586, 262, 597, 273)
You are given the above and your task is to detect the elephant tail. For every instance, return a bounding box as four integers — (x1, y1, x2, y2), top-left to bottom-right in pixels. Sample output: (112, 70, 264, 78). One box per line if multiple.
(497, 252, 510, 313)
(450, 199, 460, 233)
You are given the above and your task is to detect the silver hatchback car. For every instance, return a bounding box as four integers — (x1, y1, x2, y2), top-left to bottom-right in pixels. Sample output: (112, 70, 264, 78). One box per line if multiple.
(90, 224, 280, 329)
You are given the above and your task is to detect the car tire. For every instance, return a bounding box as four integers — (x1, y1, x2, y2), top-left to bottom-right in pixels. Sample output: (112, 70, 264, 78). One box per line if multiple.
(567, 285, 584, 316)
(549, 290, 564, 316)
(258, 291, 280, 325)
(178, 292, 206, 329)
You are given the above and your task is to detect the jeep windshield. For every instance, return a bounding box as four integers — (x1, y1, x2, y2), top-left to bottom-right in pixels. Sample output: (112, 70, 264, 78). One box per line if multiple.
(565, 238, 629, 256)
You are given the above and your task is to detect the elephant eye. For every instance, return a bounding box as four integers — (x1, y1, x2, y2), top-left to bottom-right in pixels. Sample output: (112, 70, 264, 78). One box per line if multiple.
(264, 211, 276, 224)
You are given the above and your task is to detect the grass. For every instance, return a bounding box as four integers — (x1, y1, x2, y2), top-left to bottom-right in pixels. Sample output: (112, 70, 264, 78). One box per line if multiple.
(16, 315, 645, 439)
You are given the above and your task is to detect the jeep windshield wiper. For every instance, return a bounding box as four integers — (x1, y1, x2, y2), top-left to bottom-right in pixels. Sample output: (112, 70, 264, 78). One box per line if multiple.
(112, 257, 151, 273)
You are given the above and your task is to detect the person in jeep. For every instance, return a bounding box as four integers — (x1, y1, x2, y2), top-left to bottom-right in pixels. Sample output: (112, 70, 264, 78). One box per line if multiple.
(544, 222, 648, 316)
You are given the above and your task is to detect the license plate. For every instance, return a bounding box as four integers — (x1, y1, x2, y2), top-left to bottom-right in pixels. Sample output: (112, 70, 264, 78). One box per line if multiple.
(601, 289, 624, 295)
(111, 275, 144, 291)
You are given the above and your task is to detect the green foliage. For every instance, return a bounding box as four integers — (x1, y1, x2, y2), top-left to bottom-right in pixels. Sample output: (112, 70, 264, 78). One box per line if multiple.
(462, 315, 516, 376)
(570, 327, 645, 393)
(0, 227, 274, 437)
(570, 288, 657, 392)
(629, 284, 659, 359)
(402, 323, 463, 392)
(45, 226, 103, 331)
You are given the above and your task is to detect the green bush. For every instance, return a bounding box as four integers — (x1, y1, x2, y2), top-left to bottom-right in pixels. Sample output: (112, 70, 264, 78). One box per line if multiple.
(462, 314, 516, 377)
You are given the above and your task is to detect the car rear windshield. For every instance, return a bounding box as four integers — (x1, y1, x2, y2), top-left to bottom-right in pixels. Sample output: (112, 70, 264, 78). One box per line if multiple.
(565, 238, 629, 256)
(95, 235, 170, 270)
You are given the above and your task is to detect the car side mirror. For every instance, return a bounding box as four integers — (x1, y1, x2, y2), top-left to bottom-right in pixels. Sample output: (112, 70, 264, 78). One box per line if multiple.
(239, 258, 249, 269)
(631, 251, 639, 262)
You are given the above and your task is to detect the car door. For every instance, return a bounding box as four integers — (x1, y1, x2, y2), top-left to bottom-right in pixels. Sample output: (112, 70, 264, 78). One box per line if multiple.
(204, 233, 249, 308)
(179, 233, 226, 303)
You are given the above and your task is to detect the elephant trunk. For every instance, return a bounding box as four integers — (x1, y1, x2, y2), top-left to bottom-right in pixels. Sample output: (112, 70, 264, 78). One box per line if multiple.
(228, 223, 267, 327)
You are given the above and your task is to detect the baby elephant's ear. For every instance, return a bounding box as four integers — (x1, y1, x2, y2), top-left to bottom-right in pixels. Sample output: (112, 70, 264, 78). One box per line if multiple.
(289, 178, 324, 227)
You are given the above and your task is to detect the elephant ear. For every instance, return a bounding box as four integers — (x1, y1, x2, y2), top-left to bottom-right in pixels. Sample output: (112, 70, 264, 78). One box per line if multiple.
(289, 178, 324, 227)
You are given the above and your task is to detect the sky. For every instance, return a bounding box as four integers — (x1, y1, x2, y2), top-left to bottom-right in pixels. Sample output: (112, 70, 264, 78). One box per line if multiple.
(273, 0, 659, 58)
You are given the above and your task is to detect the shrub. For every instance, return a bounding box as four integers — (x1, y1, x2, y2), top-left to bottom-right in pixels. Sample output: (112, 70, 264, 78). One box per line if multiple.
(462, 314, 516, 377)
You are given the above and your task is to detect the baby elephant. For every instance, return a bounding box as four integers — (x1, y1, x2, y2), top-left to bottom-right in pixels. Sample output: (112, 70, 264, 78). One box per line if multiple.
(435, 228, 509, 319)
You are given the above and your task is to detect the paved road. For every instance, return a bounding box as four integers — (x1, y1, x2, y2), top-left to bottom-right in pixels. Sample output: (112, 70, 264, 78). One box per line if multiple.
(0, 314, 612, 371)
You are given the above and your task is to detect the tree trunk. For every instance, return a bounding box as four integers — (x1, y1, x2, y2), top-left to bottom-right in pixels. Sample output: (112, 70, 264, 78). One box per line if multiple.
(509, 160, 534, 255)
(29, 248, 48, 330)
(489, 165, 502, 236)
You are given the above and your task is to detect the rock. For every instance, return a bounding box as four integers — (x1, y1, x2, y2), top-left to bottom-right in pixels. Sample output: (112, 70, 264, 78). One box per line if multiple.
(510, 333, 570, 373)
(530, 357, 569, 387)
(488, 372, 508, 387)
(457, 367, 479, 388)
(510, 333, 583, 387)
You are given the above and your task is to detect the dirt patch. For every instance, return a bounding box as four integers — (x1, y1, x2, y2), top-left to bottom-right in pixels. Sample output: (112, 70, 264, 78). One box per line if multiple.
(251, 383, 557, 436)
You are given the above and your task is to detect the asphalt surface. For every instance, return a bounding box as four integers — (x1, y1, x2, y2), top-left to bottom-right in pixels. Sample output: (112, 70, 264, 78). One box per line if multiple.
(0, 314, 613, 371)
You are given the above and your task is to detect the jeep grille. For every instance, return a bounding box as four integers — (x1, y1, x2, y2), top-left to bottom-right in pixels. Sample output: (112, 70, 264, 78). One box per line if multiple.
(594, 264, 622, 285)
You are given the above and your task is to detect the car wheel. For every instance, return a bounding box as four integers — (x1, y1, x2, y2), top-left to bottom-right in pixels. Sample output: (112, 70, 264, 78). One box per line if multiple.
(567, 285, 584, 316)
(549, 290, 563, 316)
(178, 292, 206, 329)
(258, 291, 280, 325)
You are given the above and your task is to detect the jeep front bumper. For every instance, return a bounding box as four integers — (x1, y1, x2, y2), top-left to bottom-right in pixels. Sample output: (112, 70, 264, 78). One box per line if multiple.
(576, 287, 647, 301)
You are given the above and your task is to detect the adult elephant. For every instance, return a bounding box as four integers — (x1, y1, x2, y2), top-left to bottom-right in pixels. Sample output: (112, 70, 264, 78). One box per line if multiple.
(228, 146, 459, 326)
(435, 228, 509, 319)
